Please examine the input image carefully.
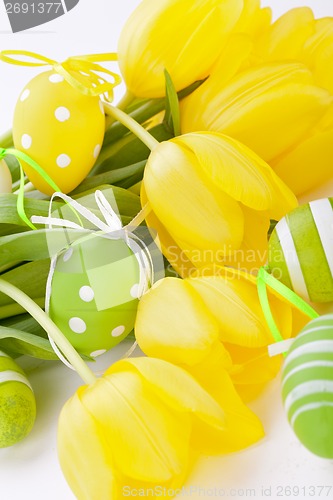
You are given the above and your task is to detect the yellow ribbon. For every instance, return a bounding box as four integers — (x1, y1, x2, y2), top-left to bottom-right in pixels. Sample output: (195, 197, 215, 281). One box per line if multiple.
(0, 50, 121, 101)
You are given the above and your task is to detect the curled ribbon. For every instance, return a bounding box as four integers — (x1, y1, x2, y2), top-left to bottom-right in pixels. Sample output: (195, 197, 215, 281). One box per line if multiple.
(31, 189, 154, 369)
(256, 266, 319, 357)
(0, 50, 121, 100)
(0, 147, 62, 230)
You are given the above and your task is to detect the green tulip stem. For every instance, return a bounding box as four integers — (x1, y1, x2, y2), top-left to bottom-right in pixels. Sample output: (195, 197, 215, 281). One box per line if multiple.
(103, 103, 159, 151)
(0, 279, 97, 385)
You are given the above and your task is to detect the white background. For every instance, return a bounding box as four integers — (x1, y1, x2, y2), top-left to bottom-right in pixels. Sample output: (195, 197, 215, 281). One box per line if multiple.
(0, 1, 333, 499)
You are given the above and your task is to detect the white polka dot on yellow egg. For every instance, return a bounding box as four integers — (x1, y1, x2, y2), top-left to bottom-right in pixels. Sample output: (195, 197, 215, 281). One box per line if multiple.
(49, 74, 64, 83)
(57, 154, 71, 168)
(111, 325, 125, 338)
(55, 107, 70, 122)
(69, 317, 86, 334)
(21, 134, 32, 149)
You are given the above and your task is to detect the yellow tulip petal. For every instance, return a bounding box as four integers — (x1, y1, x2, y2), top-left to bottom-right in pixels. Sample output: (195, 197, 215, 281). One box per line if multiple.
(81, 370, 190, 483)
(291, 307, 311, 338)
(187, 274, 292, 348)
(143, 140, 244, 257)
(110, 358, 226, 433)
(58, 390, 119, 500)
(180, 34, 254, 126)
(118, 0, 243, 98)
(234, 0, 272, 37)
(227, 343, 282, 386)
(230, 206, 270, 272)
(273, 110, 333, 195)
(235, 382, 271, 402)
(175, 132, 297, 217)
(257, 8, 315, 62)
(303, 18, 333, 93)
(181, 62, 331, 164)
(141, 185, 194, 278)
(135, 277, 220, 366)
(189, 367, 265, 453)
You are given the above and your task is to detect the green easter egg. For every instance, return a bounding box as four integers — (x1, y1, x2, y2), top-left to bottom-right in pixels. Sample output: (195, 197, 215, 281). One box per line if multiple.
(0, 352, 36, 448)
(49, 234, 141, 358)
(268, 198, 333, 303)
(282, 314, 333, 458)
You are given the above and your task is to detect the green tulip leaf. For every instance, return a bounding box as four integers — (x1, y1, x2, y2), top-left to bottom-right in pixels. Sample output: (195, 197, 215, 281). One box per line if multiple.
(164, 69, 181, 137)
(71, 161, 146, 195)
(0, 325, 58, 360)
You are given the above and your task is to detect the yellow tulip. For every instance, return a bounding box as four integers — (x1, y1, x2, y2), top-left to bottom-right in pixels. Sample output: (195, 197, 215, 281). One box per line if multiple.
(58, 357, 235, 499)
(142, 132, 297, 276)
(135, 277, 264, 450)
(135, 271, 309, 402)
(181, 61, 332, 196)
(303, 18, 333, 94)
(254, 7, 315, 63)
(253, 8, 333, 94)
(188, 269, 310, 400)
(135, 277, 232, 369)
(117, 0, 244, 98)
(181, 4, 333, 197)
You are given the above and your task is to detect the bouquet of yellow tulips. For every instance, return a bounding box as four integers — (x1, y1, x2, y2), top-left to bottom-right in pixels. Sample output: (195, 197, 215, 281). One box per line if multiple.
(0, 0, 333, 498)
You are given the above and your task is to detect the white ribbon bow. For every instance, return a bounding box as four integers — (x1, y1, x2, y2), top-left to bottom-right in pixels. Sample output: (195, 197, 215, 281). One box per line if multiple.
(31, 190, 155, 369)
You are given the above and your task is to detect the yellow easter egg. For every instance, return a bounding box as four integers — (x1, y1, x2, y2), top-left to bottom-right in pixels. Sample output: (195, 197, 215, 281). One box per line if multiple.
(13, 70, 105, 195)
(0, 159, 12, 193)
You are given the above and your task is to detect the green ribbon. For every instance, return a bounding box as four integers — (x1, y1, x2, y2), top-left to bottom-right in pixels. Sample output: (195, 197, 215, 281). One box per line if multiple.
(0, 147, 62, 230)
(257, 266, 319, 356)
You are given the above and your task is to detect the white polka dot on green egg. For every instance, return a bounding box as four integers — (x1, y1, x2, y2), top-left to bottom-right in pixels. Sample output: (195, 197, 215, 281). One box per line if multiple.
(48, 234, 141, 357)
(282, 314, 333, 458)
(269, 198, 333, 303)
(0, 353, 36, 448)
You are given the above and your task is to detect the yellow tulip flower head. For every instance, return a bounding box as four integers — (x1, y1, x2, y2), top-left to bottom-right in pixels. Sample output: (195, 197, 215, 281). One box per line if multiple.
(181, 13, 333, 196)
(135, 272, 309, 402)
(250, 10, 333, 195)
(117, 0, 244, 98)
(142, 132, 297, 276)
(58, 357, 230, 499)
(135, 277, 264, 452)
(253, 7, 333, 94)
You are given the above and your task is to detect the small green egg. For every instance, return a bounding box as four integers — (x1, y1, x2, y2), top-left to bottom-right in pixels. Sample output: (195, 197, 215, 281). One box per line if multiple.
(49, 233, 141, 358)
(282, 315, 333, 458)
(0, 352, 36, 448)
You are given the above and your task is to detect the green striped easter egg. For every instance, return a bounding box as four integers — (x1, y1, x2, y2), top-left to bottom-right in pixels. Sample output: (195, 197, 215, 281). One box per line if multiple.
(268, 198, 333, 303)
(282, 314, 333, 458)
(0, 351, 36, 448)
